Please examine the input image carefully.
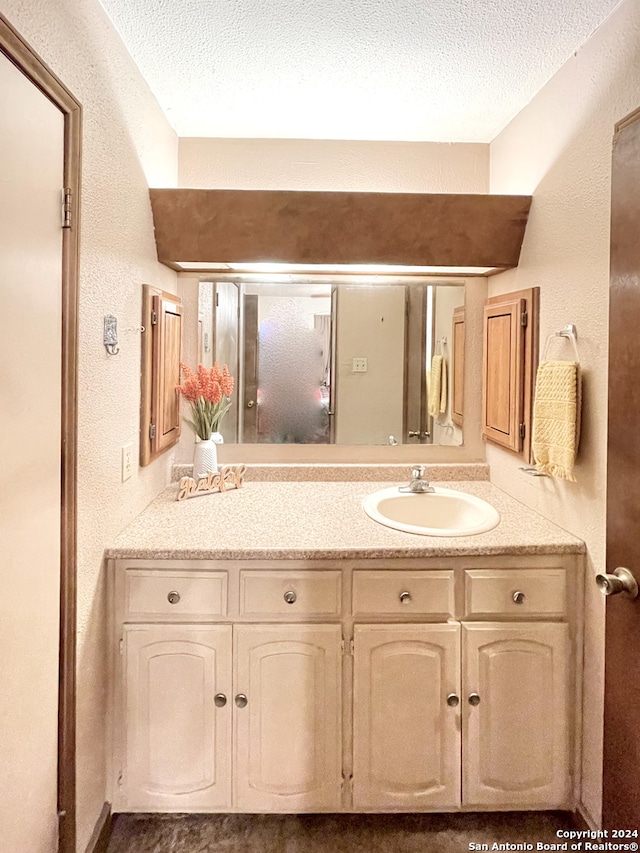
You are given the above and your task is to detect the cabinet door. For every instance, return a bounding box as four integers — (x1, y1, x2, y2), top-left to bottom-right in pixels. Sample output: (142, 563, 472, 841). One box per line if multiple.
(234, 624, 342, 811)
(123, 625, 232, 810)
(353, 624, 461, 809)
(462, 622, 570, 807)
(140, 285, 183, 466)
(482, 296, 525, 452)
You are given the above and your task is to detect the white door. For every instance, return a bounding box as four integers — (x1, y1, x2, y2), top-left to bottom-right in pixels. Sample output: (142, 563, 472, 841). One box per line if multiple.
(234, 624, 342, 811)
(123, 625, 232, 810)
(462, 622, 571, 807)
(353, 624, 461, 809)
(0, 51, 64, 853)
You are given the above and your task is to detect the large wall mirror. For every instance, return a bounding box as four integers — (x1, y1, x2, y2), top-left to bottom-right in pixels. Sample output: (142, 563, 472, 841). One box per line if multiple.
(196, 278, 465, 447)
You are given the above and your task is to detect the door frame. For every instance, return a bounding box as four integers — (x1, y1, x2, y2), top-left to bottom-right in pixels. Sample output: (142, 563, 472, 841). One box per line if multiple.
(0, 14, 81, 853)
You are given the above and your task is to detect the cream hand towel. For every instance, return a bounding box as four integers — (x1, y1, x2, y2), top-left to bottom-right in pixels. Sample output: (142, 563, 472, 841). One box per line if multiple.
(439, 357, 448, 414)
(532, 360, 582, 482)
(428, 355, 443, 418)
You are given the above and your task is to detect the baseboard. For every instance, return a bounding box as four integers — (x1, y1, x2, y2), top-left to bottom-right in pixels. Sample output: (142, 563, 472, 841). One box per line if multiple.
(84, 802, 112, 853)
(574, 802, 598, 831)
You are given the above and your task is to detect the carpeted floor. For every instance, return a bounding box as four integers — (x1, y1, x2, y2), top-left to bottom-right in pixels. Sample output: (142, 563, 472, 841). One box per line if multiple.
(107, 811, 576, 853)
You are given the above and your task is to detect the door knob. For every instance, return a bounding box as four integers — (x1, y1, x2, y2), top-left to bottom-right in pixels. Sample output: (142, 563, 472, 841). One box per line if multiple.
(399, 591, 412, 604)
(468, 693, 481, 706)
(214, 693, 227, 707)
(595, 567, 638, 599)
(167, 591, 180, 604)
(446, 693, 460, 707)
(246, 400, 255, 408)
(235, 693, 248, 708)
(283, 590, 297, 604)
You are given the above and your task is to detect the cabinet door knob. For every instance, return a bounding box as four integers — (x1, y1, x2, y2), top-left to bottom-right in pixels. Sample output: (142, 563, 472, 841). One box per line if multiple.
(167, 590, 181, 604)
(214, 693, 227, 708)
(468, 693, 481, 706)
(399, 591, 412, 604)
(283, 590, 297, 604)
(446, 693, 460, 707)
(512, 590, 526, 604)
(235, 693, 248, 708)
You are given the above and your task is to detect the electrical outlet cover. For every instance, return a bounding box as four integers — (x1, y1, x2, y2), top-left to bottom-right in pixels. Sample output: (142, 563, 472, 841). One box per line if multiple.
(121, 443, 133, 482)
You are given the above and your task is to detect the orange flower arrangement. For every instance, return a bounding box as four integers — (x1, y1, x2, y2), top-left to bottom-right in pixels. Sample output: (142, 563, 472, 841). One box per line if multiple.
(177, 362, 235, 440)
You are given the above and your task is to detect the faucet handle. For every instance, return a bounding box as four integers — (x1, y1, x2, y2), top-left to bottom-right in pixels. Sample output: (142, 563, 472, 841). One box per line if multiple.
(411, 465, 426, 480)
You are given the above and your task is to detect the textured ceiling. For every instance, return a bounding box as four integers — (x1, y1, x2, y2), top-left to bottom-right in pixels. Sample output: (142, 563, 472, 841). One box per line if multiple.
(97, 0, 620, 142)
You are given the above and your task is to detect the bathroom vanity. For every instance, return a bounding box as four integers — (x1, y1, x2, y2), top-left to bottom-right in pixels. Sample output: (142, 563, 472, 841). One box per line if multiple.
(106, 475, 584, 816)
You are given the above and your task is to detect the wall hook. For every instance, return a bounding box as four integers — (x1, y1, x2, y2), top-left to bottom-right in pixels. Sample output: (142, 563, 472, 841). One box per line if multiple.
(104, 315, 120, 355)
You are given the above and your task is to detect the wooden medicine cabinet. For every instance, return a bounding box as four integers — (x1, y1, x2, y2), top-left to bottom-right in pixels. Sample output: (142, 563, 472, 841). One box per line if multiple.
(140, 285, 183, 466)
(482, 287, 539, 460)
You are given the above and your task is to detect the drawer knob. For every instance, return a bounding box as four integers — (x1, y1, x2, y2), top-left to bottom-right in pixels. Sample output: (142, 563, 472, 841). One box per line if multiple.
(512, 590, 526, 604)
(235, 693, 248, 708)
(468, 693, 481, 707)
(167, 590, 181, 605)
(399, 591, 412, 604)
(214, 693, 227, 708)
(283, 590, 297, 605)
(446, 693, 460, 707)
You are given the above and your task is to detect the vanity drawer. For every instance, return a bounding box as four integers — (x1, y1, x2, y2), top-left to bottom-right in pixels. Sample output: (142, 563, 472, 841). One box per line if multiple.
(123, 569, 228, 620)
(464, 569, 567, 618)
(239, 571, 341, 617)
(352, 571, 455, 618)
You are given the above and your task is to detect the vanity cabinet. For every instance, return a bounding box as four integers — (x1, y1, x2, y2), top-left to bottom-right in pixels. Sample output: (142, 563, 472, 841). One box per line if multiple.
(108, 555, 580, 815)
(462, 622, 570, 807)
(123, 625, 232, 811)
(352, 623, 461, 809)
(234, 624, 342, 811)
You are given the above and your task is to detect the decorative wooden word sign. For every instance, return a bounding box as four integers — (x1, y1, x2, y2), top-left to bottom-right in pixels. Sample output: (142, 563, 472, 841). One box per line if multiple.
(177, 464, 247, 501)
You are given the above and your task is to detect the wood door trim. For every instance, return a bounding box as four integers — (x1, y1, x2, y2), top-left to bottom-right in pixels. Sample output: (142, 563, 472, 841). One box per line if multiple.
(0, 13, 81, 853)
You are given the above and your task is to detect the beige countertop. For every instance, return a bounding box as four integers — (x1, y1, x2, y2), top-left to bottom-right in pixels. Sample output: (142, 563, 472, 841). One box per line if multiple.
(106, 479, 585, 561)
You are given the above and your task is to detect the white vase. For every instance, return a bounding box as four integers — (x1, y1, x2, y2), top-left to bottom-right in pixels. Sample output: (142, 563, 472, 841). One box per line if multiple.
(193, 436, 218, 479)
(192, 432, 224, 479)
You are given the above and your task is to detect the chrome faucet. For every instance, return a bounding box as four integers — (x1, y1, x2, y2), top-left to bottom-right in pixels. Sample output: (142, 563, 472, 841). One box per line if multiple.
(399, 465, 436, 494)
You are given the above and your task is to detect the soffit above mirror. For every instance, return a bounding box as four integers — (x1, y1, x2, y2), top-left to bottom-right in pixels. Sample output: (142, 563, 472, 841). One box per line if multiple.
(149, 189, 531, 275)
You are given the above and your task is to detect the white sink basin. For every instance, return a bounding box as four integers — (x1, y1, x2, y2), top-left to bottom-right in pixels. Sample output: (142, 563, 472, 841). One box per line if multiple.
(362, 486, 500, 537)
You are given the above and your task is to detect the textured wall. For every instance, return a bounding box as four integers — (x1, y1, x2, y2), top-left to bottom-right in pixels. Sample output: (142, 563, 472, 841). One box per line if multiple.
(179, 138, 489, 192)
(0, 2, 178, 850)
(487, 0, 640, 826)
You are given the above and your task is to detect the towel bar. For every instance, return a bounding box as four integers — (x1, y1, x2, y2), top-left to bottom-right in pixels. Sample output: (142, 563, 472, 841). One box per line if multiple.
(542, 324, 580, 362)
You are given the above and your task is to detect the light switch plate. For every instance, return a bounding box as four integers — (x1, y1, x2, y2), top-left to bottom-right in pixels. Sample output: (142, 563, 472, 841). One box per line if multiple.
(121, 443, 133, 482)
(352, 357, 368, 373)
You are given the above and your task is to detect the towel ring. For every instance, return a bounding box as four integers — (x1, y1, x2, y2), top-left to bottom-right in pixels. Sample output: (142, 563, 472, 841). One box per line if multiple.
(542, 324, 580, 363)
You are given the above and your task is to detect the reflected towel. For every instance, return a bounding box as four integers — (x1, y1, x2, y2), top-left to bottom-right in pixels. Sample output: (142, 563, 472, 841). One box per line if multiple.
(428, 355, 443, 418)
(439, 357, 448, 414)
(532, 360, 582, 482)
